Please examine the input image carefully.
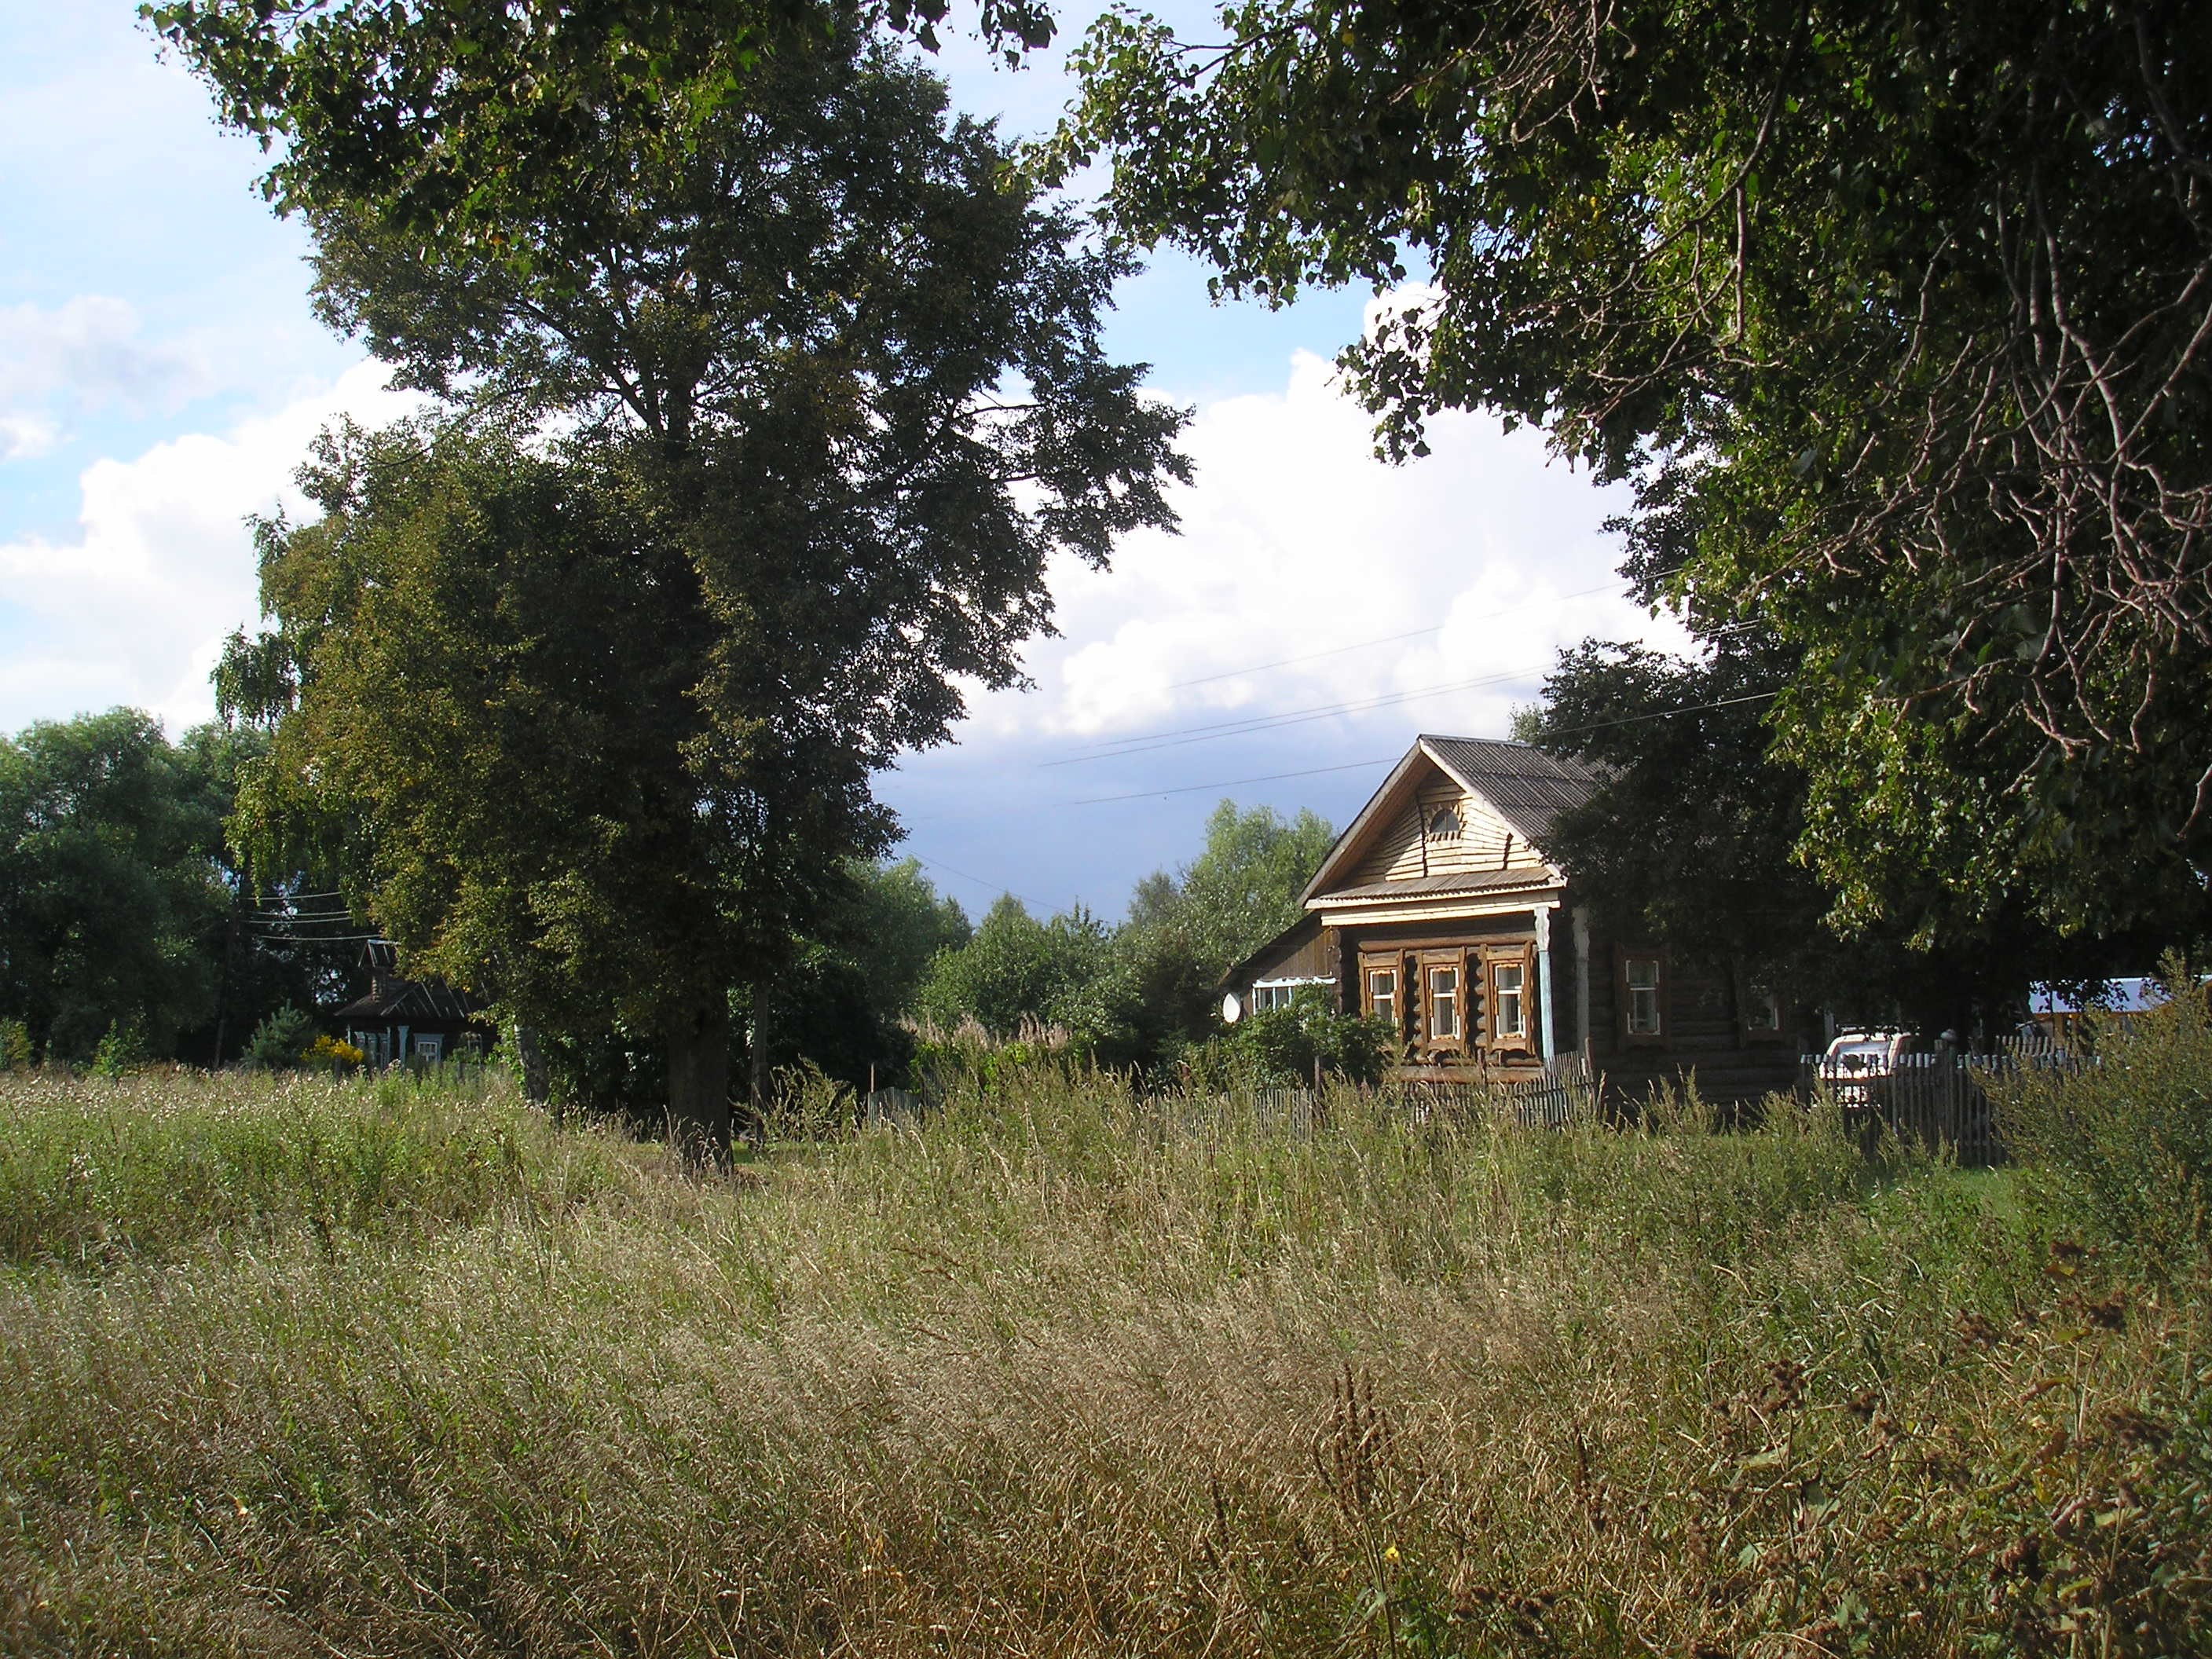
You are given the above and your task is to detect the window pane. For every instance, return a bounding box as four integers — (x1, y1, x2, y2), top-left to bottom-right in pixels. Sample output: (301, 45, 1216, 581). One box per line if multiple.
(1368, 969, 1397, 1020)
(1627, 958, 1659, 991)
(1429, 967, 1458, 1038)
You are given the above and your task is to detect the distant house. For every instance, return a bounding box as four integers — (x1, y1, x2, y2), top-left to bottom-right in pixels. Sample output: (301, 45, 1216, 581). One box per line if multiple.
(2027, 976, 2204, 1039)
(1222, 735, 1809, 1101)
(334, 941, 489, 1067)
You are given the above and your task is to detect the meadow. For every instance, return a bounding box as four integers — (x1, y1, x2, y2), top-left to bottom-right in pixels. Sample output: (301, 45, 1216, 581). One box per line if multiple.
(2, 1042, 2207, 1656)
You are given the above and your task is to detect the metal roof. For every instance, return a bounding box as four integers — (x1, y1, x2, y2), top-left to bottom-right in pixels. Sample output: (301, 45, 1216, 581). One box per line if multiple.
(333, 939, 482, 1023)
(1418, 735, 1603, 848)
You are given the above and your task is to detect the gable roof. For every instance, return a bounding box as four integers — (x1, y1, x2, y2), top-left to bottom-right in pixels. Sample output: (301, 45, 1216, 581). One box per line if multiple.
(1419, 735, 1603, 848)
(332, 939, 482, 1024)
(1299, 734, 1602, 904)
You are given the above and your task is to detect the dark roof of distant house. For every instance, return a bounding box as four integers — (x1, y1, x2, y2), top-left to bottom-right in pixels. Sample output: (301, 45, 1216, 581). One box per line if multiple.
(1419, 735, 1603, 848)
(332, 939, 482, 1024)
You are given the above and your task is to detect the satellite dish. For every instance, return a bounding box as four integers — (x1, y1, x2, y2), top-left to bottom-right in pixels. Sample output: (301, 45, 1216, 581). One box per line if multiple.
(1221, 991, 1243, 1024)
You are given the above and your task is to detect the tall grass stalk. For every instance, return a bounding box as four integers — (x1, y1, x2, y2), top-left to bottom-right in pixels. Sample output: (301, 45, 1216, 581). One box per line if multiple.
(2, 1063, 2204, 1654)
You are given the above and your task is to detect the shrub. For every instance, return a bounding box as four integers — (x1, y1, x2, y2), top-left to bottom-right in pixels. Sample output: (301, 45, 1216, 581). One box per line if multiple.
(302, 1035, 365, 1075)
(242, 1006, 316, 1071)
(88, 1020, 148, 1079)
(1991, 958, 2212, 1271)
(0, 1019, 33, 1071)
(1197, 987, 1395, 1087)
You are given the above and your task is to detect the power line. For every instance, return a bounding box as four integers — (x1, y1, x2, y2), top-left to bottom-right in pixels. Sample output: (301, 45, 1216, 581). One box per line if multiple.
(1163, 579, 1628, 689)
(907, 852, 1046, 911)
(1534, 690, 1778, 740)
(1057, 755, 1405, 808)
(1045, 663, 1550, 766)
(1040, 691, 1782, 813)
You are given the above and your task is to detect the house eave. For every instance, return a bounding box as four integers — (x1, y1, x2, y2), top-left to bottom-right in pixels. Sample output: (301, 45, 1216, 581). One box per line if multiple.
(1308, 888, 1566, 929)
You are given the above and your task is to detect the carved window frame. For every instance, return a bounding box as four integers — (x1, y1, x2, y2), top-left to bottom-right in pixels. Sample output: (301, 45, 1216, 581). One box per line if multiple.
(1416, 947, 1470, 1055)
(1615, 944, 1667, 1047)
(1479, 941, 1538, 1057)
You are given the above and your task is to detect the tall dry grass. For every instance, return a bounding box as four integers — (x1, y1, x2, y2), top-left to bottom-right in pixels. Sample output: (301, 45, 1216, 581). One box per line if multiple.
(2, 1064, 2204, 1655)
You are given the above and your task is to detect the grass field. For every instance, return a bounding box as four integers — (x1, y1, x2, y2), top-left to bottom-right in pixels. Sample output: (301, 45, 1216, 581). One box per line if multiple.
(2, 1064, 2206, 1655)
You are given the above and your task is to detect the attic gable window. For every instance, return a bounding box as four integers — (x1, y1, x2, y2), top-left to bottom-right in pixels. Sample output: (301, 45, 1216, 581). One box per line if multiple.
(1426, 805, 1461, 840)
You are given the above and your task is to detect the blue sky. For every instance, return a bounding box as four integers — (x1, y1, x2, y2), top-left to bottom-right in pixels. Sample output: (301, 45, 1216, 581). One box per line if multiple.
(1, 4, 1686, 921)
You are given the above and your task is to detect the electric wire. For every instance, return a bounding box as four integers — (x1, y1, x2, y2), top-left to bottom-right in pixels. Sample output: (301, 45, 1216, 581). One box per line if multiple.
(1041, 662, 1551, 767)
(1162, 579, 1628, 689)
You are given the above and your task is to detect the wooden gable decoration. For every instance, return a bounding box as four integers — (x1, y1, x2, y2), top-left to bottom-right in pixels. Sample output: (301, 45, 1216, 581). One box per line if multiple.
(1302, 735, 1599, 904)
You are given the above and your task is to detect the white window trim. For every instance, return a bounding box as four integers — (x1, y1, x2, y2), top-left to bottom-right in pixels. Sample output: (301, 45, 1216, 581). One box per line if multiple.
(1251, 975, 1332, 1013)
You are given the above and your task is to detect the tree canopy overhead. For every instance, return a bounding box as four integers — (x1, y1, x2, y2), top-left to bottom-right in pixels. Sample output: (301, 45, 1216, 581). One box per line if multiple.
(1057, 1, 2212, 934)
(143, 0, 1060, 233)
(196, 9, 1188, 1143)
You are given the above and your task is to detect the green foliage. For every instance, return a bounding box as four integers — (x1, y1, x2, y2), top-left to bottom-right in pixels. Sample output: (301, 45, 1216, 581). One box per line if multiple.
(88, 1022, 149, 1081)
(1527, 640, 2158, 1030)
(915, 895, 1117, 1046)
(143, 0, 1061, 241)
(1057, 0, 2212, 940)
(1154, 800, 1337, 980)
(0, 1067, 628, 1265)
(0, 1020, 32, 1071)
(243, 1006, 316, 1073)
(0, 709, 229, 1062)
(911, 805, 1340, 1079)
(1199, 987, 1393, 1089)
(206, 11, 1188, 1139)
(846, 859, 972, 1022)
(1994, 962, 2212, 1273)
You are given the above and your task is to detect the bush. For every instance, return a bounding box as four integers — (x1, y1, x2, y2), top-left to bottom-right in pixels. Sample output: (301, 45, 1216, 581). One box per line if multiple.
(1197, 987, 1395, 1087)
(1991, 958, 2212, 1271)
(88, 1020, 148, 1079)
(242, 1006, 316, 1071)
(302, 1034, 365, 1075)
(0, 1019, 33, 1071)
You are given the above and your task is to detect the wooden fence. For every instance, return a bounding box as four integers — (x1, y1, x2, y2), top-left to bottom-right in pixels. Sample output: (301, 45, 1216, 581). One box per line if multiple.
(1797, 1035, 2085, 1165)
(863, 1055, 1599, 1138)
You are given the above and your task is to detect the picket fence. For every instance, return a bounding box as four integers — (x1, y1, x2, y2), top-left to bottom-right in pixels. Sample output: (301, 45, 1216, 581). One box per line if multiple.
(1796, 1035, 2084, 1165)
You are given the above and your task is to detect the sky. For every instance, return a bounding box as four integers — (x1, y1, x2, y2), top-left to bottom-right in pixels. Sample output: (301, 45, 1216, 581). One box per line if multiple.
(0, 4, 1690, 921)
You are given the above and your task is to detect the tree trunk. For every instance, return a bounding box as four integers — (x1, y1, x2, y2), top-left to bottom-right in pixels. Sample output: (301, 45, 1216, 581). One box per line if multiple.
(749, 990, 773, 1114)
(515, 1024, 552, 1104)
(665, 1000, 731, 1159)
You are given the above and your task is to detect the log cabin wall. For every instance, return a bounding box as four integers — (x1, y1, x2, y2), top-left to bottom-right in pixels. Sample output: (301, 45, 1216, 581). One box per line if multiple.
(1580, 923, 1805, 1105)
(1333, 913, 1552, 1075)
(1236, 915, 1335, 986)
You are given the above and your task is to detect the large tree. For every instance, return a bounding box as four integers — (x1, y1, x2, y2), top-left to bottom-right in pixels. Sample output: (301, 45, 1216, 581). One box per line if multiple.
(203, 12, 1187, 1146)
(1522, 639, 2177, 1035)
(0, 712, 228, 1061)
(1056, 1, 2212, 939)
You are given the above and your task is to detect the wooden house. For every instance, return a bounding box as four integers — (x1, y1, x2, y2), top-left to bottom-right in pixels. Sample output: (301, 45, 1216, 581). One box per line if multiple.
(333, 941, 489, 1067)
(1222, 735, 1809, 1102)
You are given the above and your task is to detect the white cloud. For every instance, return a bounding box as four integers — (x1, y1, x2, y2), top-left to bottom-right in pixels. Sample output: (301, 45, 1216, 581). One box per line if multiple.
(0, 412, 59, 463)
(0, 295, 214, 418)
(0, 358, 413, 736)
(955, 344, 1689, 751)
